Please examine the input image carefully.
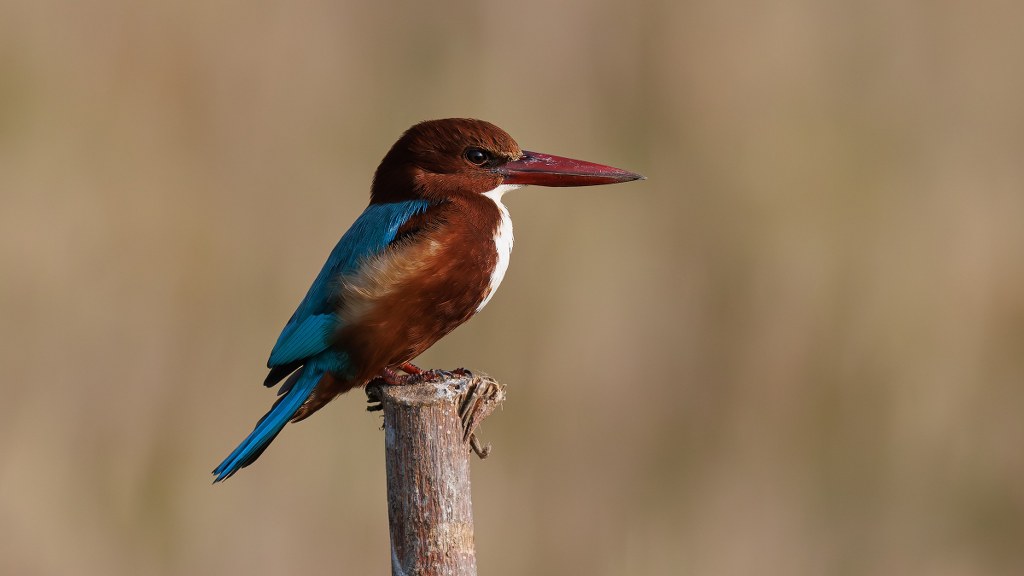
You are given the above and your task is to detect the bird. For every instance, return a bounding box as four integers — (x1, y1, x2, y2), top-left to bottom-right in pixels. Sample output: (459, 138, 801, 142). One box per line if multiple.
(213, 118, 643, 481)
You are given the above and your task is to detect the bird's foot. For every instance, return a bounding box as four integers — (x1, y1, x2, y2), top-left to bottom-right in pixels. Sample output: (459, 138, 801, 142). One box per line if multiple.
(379, 365, 415, 386)
(397, 361, 422, 375)
(365, 364, 423, 411)
(416, 367, 474, 383)
(368, 365, 466, 411)
(390, 367, 474, 385)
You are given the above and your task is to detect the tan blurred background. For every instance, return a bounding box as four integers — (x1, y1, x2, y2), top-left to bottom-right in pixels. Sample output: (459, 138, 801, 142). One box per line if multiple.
(2, 1, 1023, 575)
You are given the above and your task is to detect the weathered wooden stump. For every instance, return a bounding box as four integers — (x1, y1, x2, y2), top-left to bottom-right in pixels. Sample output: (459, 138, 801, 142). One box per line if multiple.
(367, 374, 505, 576)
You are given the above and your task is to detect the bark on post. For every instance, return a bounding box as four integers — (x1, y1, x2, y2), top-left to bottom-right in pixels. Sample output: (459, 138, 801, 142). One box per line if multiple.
(368, 374, 505, 576)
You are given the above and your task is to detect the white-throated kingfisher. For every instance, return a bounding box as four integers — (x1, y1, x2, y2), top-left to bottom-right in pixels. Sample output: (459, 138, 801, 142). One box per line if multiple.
(213, 118, 643, 481)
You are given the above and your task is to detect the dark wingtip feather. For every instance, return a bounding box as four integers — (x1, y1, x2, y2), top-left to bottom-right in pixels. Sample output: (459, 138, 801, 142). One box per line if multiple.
(264, 362, 302, 387)
(277, 366, 306, 396)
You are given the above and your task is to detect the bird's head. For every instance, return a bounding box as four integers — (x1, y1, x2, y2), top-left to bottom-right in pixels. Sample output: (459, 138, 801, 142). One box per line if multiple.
(371, 118, 643, 203)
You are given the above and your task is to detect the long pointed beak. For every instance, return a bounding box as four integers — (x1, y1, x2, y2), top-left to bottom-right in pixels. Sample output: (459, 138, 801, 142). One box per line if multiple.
(497, 150, 645, 187)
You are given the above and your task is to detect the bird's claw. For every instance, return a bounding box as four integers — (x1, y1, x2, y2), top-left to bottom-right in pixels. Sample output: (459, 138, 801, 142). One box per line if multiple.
(376, 364, 473, 387)
(398, 361, 422, 375)
(407, 367, 474, 384)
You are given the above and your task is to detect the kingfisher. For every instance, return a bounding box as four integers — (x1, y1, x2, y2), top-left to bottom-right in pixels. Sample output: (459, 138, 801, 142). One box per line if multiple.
(213, 118, 643, 481)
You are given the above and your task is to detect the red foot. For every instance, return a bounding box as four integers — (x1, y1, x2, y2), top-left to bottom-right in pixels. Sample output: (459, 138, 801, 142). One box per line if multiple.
(398, 361, 423, 375)
(414, 367, 474, 382)
(380, 366, 410, 386)
(379, 365, 473, 386)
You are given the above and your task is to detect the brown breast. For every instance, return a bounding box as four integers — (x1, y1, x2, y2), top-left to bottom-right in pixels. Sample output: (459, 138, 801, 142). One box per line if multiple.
(332, 194, 504, 383)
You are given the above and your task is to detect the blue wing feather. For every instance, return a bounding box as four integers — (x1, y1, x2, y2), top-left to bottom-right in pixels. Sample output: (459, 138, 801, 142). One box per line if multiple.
(214, 200, 432, 482)
(266, 314, 335, 367)
(266, 200, 432, 368)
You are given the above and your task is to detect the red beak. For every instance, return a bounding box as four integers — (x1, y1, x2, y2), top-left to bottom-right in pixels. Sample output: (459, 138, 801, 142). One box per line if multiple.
(497, 150, 644, 187)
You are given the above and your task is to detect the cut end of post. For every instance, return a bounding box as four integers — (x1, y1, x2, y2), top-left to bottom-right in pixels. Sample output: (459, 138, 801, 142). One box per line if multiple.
(367, 372, 505, 459)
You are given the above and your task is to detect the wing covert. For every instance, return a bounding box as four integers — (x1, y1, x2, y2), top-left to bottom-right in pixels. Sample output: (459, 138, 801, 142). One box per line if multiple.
(266, 200, 433, 368)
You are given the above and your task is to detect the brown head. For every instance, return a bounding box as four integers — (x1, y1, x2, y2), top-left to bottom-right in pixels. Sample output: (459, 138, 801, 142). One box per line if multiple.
(370, 118, 644, 204)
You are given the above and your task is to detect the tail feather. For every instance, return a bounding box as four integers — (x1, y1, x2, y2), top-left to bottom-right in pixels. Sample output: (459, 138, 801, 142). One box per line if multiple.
(213, 366, 321, 482)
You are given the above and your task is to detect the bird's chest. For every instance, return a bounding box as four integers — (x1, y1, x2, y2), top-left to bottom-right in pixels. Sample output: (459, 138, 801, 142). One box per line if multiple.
(337, 218, 506, 326)
(331, 199, 512, 373)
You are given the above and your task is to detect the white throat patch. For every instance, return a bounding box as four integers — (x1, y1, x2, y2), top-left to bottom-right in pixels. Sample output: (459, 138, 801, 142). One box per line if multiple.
(477, 184, 521, 311)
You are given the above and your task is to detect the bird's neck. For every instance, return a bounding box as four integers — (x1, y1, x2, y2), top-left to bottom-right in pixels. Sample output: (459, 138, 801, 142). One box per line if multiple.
(474, 185, 519, 311)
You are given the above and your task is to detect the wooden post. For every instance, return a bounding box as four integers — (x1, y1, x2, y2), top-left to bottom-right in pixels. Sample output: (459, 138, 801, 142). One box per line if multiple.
(368, 374, 505, 576)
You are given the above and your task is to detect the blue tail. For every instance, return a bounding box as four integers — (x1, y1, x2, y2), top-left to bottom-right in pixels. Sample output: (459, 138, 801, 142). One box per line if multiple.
(213, 367, 322, 482)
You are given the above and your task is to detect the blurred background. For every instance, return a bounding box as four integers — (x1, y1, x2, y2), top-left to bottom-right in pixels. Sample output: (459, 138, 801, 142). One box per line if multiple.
(2, 1, 1023, 575)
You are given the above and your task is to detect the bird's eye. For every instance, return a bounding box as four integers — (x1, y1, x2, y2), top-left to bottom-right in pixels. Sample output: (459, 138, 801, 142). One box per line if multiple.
(464, 148, 491, 166)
